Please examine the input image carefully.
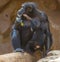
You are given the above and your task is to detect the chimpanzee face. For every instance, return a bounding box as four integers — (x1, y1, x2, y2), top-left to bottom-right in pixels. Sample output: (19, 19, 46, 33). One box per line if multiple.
(22, 2, 37, 15)
(25, 6, 33, 14)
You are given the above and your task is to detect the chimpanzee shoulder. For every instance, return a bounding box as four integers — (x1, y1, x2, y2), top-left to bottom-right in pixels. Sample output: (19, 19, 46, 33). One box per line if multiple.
(37, 10, 48, 22)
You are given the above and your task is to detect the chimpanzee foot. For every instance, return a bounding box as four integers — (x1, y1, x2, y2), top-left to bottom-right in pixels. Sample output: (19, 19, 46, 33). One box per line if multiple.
(42, 52, 47, 58)
(42, 52, 46, 58)
(43, 50, 50, 57)
(42, 50, 49, 58)
(14, 48, 24, 53)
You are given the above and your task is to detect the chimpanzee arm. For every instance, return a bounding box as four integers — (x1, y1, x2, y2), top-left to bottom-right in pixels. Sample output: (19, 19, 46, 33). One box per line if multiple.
(44, 19, 52, 51)
(11, 8, 25, 52)
(17, 8, 25, 18)
(36, 12, 53, 56)
(40, 12, 53, 51)
(12, 7, 26, 30)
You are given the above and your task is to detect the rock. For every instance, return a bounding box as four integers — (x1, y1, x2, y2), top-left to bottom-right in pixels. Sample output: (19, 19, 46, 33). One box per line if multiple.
(0, 52, 36, 62)
(0, 0, 10, 8)
(47, 50, 60, 56)
(0, 34, 3, 43)
(38, 56, 60, 62)
(35, 0, 59, 11)
(37, 50, 60, 62)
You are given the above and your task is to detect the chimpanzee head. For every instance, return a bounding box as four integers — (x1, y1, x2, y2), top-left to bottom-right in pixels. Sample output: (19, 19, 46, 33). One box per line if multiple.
(22, 2, 37, 14)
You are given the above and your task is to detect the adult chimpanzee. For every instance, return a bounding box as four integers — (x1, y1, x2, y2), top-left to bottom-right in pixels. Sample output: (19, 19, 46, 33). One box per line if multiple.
(11, 2, 52, 57)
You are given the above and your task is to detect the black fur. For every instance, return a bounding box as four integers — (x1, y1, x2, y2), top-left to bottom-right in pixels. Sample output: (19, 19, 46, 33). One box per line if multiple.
(11, 2, 53, 57)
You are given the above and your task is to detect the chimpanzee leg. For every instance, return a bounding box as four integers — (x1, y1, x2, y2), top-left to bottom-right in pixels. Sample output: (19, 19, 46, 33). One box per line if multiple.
(11, 29, 24, 52)
(36, 30, 46, 57)
(25, 32, 37, 54)
(25, 42, 34, 54)
(36, 30, 44, 49)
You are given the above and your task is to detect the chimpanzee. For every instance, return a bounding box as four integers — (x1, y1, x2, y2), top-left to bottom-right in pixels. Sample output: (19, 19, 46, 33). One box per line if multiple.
(11, 2, 52, 57)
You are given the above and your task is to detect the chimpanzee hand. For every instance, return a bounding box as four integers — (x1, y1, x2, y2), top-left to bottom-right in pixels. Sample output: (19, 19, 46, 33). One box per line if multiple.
(23, 14, 32, 21)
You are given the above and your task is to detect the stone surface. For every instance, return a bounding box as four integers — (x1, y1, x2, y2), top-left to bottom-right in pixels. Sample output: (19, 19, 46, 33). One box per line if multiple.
(0, 52, 36, 62)
(38, 50, 60, 62)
